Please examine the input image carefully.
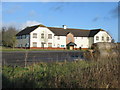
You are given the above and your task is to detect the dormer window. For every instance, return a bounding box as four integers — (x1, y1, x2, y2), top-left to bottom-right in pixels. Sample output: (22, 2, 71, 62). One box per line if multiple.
(96, 36, 99, 41)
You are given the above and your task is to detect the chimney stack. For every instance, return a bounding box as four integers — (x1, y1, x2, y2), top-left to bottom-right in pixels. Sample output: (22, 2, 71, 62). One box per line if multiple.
(63, 25, 67, 29)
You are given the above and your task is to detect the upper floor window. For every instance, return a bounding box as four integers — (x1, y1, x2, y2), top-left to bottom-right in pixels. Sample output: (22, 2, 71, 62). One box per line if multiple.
(20, 36, 22, 39)
(57, 36, 60, 40)
(26, 35, 29, 38)
(41, 33, 44, 39)
(107, 37, 109, 41)
(68, 37, 72, 42)
(48, 34, 52, 39)
(33, 33, 37, 38)
(22, 35, 26, 39)
(96, 36, 99, 41)
(102, 36, 104, 41)
(16, 36, 20, 39)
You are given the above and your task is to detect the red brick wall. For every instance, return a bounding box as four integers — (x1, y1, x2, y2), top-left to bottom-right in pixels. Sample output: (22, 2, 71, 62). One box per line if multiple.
(66, 33, 74, 44)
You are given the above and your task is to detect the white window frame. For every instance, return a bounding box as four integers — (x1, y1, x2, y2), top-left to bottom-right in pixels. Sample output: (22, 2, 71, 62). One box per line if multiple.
(33, 33, 37, 38)
(33, 42, 37, 47)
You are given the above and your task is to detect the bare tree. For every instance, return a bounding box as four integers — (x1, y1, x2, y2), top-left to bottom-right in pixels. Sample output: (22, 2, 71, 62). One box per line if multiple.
(2, 26, 18, 48)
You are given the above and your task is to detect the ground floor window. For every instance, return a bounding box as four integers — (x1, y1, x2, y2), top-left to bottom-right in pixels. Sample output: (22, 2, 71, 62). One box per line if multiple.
(61, 45, 65, 47)
(48, 43, 52, 47)
(33, 42, 37, 47)
(41, 42, 44, 47)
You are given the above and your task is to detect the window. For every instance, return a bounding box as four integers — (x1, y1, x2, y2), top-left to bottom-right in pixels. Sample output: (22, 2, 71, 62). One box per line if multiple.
(16, 36, 20, 39)
(102, 36, 104, 41)
(48, 43, 52, 47)
(57, 44, 60, 47)
(96, 36, 99, 40)
(68, 37, 72, 42)
(57, 36, 60, 40)
(41, 42, 44, 47)
(48, 34, 52, 39)
(33, 42, 37, 47)
(61, 45, 65, 47)
(20, 36, 22, 39)
(107, 37, 109, 41)
(26, 35, 29, 38)
(81, 45, 83, 47)
(22, 35, 26, 39)
(33, 33, 37, 38)
(41, 33, 44, 39)
(20, 44, 22, 47)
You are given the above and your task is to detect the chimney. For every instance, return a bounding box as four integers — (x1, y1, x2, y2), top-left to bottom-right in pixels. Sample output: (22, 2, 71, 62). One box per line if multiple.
(63, 25, 67, 29)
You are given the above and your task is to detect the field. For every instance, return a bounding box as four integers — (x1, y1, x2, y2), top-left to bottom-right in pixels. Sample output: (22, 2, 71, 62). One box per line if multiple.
(2, 58, 119, 88)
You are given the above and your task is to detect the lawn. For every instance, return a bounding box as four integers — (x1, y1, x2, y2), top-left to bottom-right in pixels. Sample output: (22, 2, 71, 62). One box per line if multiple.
(1, 46, 86, 52)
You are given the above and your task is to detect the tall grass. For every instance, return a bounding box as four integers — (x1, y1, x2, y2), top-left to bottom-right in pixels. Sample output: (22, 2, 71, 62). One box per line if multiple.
(2, 58, 119, 88)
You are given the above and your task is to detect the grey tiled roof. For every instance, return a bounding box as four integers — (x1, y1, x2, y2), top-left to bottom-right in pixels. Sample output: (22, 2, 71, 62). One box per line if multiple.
(16, 24, 104, 37)
(16, 25, 40, 36)
(47, 27, 103, 37)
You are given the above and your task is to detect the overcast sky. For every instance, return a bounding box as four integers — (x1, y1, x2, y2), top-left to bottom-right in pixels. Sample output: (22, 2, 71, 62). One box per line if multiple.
(2, 2, 118, 42)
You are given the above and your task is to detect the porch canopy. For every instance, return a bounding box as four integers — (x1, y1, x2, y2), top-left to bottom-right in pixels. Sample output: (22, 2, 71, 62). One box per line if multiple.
(66, 42, 77, 46)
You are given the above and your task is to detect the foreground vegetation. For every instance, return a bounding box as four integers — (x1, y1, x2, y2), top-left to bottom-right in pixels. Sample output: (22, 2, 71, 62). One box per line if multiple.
(2, 58, 119, 88)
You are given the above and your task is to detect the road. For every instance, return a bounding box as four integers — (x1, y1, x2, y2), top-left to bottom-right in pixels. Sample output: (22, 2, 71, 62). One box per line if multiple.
(2, 50, 84, 66)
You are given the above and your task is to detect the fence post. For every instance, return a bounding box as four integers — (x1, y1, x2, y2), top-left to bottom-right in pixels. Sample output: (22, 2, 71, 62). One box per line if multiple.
(24, 47, 28, 68)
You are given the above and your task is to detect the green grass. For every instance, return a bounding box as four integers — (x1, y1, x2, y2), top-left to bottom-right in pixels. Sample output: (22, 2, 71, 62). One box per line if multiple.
(2, 59, 119, 88)
(1, 46, 86, 52)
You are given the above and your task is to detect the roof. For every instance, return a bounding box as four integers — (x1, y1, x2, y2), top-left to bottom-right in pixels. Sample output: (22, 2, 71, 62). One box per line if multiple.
(16, 24, 105, 37)
(16, 24, 46, 36)
(67, 42, 77, 46)
(47, 27, 103, 37)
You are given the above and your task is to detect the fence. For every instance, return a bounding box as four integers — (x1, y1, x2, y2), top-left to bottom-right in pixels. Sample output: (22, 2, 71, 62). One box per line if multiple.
(2, 51, 84, 66)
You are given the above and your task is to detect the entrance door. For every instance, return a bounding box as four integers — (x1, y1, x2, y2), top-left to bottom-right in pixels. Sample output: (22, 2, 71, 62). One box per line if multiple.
(70, 46, 74, 50)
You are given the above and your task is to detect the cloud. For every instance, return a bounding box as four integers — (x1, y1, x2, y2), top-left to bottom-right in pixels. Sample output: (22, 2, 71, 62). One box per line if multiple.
(21, 20, 41, 29)
(2, 22, 21, 30)
(2, 21, 41, 30)
(5, 5, 22, 14)
(50, 2, 68, 12)
(92, 6, 119, 22)
(109, 6, 119, 18)
(92, 17, 100, 22)
(29, 10, 37, 17)
(50, 5, 63, 12)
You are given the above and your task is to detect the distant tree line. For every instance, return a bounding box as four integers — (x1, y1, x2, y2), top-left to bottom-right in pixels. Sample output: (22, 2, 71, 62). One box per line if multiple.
(1, 26, 18, 48)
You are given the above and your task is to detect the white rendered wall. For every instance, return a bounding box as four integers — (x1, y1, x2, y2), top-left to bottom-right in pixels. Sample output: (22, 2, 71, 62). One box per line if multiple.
(88, 37, 94, 48)
(53, 36, 66, 48)
(30, 27, 54, 47)
(74, 37, 89, 48)
(94, 31, 112, 43)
